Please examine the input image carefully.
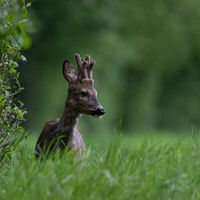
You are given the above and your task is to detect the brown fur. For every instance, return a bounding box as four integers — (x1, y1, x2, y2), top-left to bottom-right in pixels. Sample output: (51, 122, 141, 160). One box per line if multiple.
(35, 54, 105, 158)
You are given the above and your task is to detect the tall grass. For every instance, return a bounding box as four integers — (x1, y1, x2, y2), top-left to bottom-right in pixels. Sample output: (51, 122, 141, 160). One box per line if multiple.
(0, 133, 200, 200)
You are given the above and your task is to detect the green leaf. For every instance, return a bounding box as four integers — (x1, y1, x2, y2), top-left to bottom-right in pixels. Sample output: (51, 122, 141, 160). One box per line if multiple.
(26, 2, 32, 8)
(22, 6, 28, 17)
(0, 94, 4, 101)
(21, 0, 26, 5)
(10, 67, 16, 73)
(17, 126, 25, 133)
(22, 34, 32, 49)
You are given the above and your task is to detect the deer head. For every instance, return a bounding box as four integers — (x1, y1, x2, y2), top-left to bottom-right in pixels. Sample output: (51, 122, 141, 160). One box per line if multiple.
(62, 53, 105, 117)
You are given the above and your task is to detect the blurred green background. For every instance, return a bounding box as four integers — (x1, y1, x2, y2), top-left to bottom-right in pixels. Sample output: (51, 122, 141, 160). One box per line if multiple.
(21, 0, 200, 135)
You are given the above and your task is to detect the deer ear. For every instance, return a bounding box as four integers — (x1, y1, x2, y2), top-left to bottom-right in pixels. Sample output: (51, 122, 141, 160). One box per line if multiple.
(62, 60, 76, 83)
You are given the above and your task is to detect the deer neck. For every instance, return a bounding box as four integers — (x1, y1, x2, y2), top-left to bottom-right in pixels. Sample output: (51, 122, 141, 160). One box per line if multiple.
(57, 100, 80, 136)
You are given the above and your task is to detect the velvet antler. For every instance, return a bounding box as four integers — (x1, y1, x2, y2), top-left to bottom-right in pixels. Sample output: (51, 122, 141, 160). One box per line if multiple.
(75, 53, 95, 80)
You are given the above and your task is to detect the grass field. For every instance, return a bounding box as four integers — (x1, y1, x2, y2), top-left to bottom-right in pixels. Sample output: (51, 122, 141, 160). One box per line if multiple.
(0, 132, 200, 200)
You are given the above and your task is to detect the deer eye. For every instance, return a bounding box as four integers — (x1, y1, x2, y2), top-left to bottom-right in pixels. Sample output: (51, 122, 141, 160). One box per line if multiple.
(80, 91, 89, 97)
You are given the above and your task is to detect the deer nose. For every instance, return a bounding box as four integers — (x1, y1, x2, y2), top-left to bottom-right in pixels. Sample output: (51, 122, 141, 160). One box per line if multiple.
(95, 107, 105, 116)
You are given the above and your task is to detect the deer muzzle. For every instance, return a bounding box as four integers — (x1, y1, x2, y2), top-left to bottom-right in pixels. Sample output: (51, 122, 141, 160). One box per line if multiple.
(91, 106, 105, 117)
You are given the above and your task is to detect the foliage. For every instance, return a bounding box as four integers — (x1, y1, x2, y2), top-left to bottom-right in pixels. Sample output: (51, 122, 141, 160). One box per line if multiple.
(0, 0, 31, 163)
(0, 133, 200, 199)
(23, 0, 200, 133)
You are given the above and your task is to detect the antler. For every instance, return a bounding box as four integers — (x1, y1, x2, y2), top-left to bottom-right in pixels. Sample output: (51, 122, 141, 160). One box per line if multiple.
(75, 53, 95, 80)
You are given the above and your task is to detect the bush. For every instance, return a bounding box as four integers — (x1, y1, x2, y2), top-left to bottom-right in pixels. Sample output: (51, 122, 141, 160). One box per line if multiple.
(0, 0, 31, 163)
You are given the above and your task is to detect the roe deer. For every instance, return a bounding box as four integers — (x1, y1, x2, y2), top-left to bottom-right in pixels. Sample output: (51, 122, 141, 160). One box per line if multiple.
(35, 53, 105, 157)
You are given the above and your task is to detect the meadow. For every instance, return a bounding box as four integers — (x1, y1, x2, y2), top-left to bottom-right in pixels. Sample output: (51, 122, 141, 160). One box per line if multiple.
(2, 1, 200, 200)
(0, 132, 200, 200)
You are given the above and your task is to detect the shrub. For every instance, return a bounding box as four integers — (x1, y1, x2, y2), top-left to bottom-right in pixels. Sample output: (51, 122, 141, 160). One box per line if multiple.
(0, 0, 31, 163)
